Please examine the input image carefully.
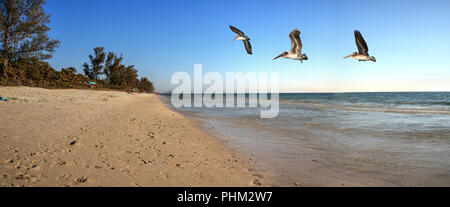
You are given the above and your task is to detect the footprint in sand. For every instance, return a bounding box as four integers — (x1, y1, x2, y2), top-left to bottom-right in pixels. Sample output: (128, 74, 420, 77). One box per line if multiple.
(138, 156, 153, 165)
(55, 160, 66, 167)
(252, 174, 264, 179)
(252, 178, 262, 186)
(10, 147, 20, 153)
(57, 174, 71, 182)
(147, 132, 156, 139)
(94, 143, 104, 150)
(75, 177, 88, 184)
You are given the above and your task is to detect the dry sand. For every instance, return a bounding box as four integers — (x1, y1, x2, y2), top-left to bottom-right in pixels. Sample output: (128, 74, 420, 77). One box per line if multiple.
(0, 86, 269, 186)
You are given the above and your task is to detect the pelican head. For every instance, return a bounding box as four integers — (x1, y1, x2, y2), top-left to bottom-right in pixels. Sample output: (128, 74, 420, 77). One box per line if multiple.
(298, 54, 308, 63)
(369, 56, 376, 62)
(343, 52, 358, 59)
(301, 54, 308, 60)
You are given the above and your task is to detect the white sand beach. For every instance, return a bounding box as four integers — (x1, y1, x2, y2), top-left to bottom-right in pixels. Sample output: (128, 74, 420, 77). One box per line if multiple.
(0, 86, 269, 187)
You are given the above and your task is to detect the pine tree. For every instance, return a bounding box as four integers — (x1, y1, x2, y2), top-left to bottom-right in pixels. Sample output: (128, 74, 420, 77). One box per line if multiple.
(83, 47, 106, 80)
(103, 52, 124, 86)
(123, 65, 138, 88)
(0, 0, 60, 78)
(138, 77, 154, 93)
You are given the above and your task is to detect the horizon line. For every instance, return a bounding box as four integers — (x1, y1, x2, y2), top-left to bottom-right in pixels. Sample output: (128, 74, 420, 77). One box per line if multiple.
(158, 91, 450, 94)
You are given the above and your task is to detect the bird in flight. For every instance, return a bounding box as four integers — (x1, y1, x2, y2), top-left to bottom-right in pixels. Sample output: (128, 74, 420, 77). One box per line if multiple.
(229, 25, 252, 55)
(273, 29, 308, 63)
(343, 30, 376, 62)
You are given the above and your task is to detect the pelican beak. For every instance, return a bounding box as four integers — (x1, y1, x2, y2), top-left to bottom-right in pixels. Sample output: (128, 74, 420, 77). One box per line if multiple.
(343, 54, 353, 59)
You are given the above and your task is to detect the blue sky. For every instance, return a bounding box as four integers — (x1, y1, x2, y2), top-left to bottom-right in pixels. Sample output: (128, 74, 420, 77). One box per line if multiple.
(45, 0, 450, 92)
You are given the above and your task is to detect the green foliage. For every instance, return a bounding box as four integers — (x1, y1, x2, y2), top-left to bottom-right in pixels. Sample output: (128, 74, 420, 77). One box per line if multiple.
(83, 47, 106, 80)
(124, 65, 138, 88)
(104, 52, 124, 86)
(54, 67, 90, 88)
(0, 0, 60, 78)
(137, 77, 154, 93)
(1, 57, 88, 88)
(0, 2, 155, 92)
(103, 51, 144, 91)
(9, 57, 55, 86)
(0, 45, 155, 93)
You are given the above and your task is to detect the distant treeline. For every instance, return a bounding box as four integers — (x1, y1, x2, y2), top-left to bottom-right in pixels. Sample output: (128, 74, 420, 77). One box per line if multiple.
(0, 0, 154, 93)
(81, 46, 154, 93)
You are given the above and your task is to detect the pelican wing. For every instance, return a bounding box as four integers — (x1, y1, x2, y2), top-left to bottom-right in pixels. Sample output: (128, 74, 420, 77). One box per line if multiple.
(273, 52, 288, 60)
(229, 25, 245, 36)
(354, 30, 369, 56)
(243, 40, 252, 55)
(289, 29, 302, 55)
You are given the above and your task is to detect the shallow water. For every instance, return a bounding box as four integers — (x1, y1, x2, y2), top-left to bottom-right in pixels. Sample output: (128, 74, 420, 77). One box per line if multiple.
(161, 92, 450, 186)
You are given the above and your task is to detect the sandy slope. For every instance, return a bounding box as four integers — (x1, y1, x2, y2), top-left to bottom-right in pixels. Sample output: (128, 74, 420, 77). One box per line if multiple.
(0, 87, 268, 186)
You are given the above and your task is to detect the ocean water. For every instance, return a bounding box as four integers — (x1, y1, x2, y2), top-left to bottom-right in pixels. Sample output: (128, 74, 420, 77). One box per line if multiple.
(161, 92, 450, 186)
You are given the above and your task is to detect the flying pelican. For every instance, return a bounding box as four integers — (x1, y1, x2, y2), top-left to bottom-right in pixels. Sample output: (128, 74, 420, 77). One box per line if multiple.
(343, 30, 376, 62)
(273, 29, 308, 63)
(229, 25, 252, 55)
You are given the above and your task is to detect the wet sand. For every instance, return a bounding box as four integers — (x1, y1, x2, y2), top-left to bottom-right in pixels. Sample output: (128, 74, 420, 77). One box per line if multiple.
(0, 86, 270, 186)
(184, 114, 450, 187)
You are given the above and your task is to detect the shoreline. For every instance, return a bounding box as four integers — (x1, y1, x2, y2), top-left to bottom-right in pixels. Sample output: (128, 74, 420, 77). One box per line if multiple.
(2, 86, 447, 187)
(163, 95, 450, 187)
(0, 86, 269, 186)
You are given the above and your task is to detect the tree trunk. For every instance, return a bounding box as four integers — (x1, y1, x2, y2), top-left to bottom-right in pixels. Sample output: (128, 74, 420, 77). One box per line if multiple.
(2, 27, 10, 78)
(2, 58, 8, 78)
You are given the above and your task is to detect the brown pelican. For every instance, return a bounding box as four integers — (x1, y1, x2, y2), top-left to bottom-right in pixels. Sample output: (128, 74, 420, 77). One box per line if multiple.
(344, 30, 376, 62)
(273, 29, 308, 63)
(229, 25, 252, 55)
